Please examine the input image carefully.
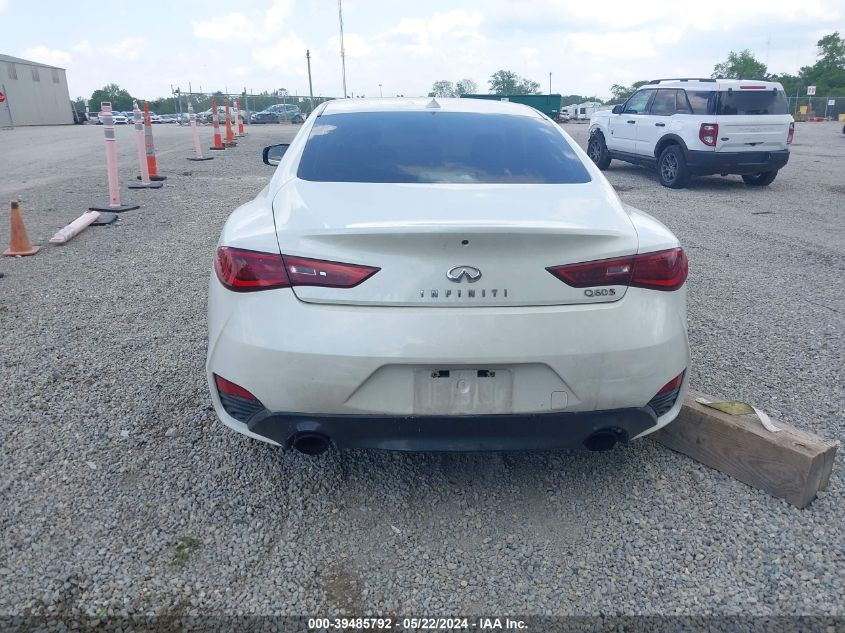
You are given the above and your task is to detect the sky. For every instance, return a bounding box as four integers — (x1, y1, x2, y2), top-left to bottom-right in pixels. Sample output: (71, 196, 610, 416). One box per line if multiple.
(2, 0, 843, 102)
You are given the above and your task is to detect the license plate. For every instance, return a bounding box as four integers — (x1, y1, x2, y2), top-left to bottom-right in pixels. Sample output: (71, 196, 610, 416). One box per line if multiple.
(413, 368, 513, 415)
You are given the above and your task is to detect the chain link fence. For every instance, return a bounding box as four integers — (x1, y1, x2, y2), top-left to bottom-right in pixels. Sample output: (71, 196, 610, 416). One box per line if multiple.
(787, 96, 844, 121)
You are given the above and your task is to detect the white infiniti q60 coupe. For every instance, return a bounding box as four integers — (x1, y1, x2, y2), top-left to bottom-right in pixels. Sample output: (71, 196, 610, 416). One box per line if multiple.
(207, 97, 689, 455)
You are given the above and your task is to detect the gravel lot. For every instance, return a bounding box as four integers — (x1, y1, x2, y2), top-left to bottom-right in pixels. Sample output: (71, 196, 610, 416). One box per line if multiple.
(0, 120, 843, 623)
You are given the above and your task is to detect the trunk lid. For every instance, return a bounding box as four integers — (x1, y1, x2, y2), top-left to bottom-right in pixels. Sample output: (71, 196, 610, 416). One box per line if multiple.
(715, 115, 791, 152)
(273, 180, 639, 307)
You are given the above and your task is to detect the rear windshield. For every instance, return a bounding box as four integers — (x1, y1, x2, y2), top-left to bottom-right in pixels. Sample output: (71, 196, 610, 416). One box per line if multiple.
(297, 111, 591, 184)
(717, 90, 788, 115)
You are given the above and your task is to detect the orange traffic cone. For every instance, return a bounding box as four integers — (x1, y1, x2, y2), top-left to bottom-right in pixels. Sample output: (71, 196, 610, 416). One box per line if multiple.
(3, 200, 40, 257)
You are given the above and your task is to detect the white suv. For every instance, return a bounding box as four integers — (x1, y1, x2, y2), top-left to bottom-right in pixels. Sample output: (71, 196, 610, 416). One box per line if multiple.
(588, 78, 794, 188)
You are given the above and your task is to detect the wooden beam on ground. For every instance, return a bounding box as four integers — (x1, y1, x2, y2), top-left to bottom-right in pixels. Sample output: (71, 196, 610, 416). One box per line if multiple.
(653, 390, 838, 508)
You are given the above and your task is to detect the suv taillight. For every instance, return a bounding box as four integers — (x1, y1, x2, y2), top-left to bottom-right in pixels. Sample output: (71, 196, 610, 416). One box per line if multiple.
(699, 123, 718, 147)
(214, 247, 379, 292)
(787, 122, 795, 144)
(547, 248, 688, 292)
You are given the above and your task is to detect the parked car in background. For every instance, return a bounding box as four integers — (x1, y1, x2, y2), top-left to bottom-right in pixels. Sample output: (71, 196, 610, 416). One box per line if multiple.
(159, 114, 178, 123)
(198, 105, 246, 124)
(207, 97, 690, 456)
(98, 111, 128, 124)
(588, 78, 794, 188)
(250, 104, 304, 124)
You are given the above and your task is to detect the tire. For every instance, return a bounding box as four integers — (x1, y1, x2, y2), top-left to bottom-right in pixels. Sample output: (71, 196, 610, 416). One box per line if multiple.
(587, 132, 611, 170)
(657, 145, 690, 188)
(742, 171, 778, 186)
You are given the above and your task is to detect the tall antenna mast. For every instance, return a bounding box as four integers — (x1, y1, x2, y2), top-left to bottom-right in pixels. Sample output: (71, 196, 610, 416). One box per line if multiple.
(338, 0, 348, 98)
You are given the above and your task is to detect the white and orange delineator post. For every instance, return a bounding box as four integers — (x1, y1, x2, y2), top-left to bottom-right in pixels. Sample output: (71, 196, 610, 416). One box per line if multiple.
(187, 103, 213, 161)
(89, 102, 140, 213)
(210, 99, 225, 151)
(129, 101, 164, 189)
(235, 98, 245, 137)
(224, 98, 237, 147)
(141, 101, 166, 181)
(49, 211, 101, 244)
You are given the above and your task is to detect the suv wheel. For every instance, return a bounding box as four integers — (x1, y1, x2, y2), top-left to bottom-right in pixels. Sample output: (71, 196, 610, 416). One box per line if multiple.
(587, 133, 611, 169)
(657, 145, 690, 188)
(742, 171, 778, 186)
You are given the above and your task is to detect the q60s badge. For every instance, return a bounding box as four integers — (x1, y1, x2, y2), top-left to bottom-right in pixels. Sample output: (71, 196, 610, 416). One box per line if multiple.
(584, 288, 616, 297)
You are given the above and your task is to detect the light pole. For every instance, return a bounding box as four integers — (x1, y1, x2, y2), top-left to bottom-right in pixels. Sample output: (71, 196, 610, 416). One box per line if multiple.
(379, 83, 383, 97)
(306, 49, 314, 112)
(338, 0, 348, 98)
(549, 72, 552, 95)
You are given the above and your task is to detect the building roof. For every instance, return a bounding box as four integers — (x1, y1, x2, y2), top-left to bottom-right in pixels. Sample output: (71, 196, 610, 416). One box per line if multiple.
(0, 53, 65, 70)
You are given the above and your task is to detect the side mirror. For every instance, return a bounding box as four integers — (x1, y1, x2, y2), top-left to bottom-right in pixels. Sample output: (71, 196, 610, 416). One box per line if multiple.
(612, 105, 623, 115)
(263, 143, 290, 166)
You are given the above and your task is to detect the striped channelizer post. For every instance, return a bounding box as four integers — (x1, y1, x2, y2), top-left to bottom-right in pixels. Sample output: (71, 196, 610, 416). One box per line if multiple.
(224, 98, 237, 146)
(235, 98, 245, 137)
(89, 102, 139, 213)
(128, 101, 163, 189)
(141, 101, 166, 181)
(187, 103, 213, 161)
(210, 99, 225, 150)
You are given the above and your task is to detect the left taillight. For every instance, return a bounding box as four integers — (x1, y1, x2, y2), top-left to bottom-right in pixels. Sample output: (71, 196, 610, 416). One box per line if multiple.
(214, 247, 290, 292)
(547, 248, 688, 292)
(214, 247, 379, 292)
(787, 122, 795, 144)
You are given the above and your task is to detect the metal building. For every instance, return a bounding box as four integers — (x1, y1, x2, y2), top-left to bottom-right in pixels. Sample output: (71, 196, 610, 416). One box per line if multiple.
(0, 53, 73, 127)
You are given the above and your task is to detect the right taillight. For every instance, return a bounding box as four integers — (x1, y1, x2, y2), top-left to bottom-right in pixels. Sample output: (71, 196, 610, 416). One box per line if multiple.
(787, 121, 794, 144)
(547, 248, 688, 292)
(699, 123, 718, 147)
(630, 248, 689, 291)
(214, 247, 379, 292)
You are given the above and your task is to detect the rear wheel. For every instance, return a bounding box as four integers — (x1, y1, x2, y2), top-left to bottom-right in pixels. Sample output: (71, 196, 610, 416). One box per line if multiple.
(742, 171, 778, 186)
(587, 132, 611, 170)
(657, 145, 690, 188)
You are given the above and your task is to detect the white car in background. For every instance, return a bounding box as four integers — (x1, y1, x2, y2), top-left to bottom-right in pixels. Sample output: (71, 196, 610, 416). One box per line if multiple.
(207, 98, 690, 455)
(97, 111, 127, 124)
(588, 78, 794, 188)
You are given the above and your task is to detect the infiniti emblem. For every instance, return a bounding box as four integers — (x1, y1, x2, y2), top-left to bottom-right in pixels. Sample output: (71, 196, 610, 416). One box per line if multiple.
(446, 265, 482, 283)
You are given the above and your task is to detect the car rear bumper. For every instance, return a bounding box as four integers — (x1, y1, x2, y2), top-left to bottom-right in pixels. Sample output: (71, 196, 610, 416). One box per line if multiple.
(685, 149, 789, 175)
(245, 407, 659, 451)
(207, 277, 689, 450)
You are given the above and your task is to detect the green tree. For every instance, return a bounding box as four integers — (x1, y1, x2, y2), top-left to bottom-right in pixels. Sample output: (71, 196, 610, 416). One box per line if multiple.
(455, 78, 478, 95)
(429, 80, 456, 97)
(489, 70, 520, 94)
(518, 77, 542, 94)
(608, 81, 647, 103)
(712, 50, 768, 79)
(90, 84, 135, 111)
(489, 70, 542, 95)
(798, 32, 845, 95)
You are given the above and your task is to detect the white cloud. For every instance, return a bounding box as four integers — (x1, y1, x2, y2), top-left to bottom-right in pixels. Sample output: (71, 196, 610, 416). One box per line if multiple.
(105, 37, 145, 61)
(192, 0, 295, 43)
(0, 0, 8, 12)
(327, 33, 373, 59)
(252, 34, 309, 73)
(21, 46, 72, 67)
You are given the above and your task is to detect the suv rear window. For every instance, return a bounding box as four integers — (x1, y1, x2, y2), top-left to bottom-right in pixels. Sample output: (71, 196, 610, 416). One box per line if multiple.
(297, 111, 591, 184)
(716, 90, 788, 115)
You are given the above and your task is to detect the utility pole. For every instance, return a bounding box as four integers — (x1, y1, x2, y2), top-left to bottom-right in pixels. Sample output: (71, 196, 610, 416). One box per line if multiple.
(379, 83, 383, 97)
(338, 0, 348, 98)
(306, 49, 314, 112)
(549, 72, 552, 95)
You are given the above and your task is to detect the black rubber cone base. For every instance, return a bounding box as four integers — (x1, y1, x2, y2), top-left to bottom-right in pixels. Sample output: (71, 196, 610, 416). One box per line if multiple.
(127, 181, 164, 189)
(91, 212, 118, 225)
(187, 157, 214, 161)
(210, 146, 226, 151)
(136, 175, 167, 181)
(89, 203, 139, 213)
